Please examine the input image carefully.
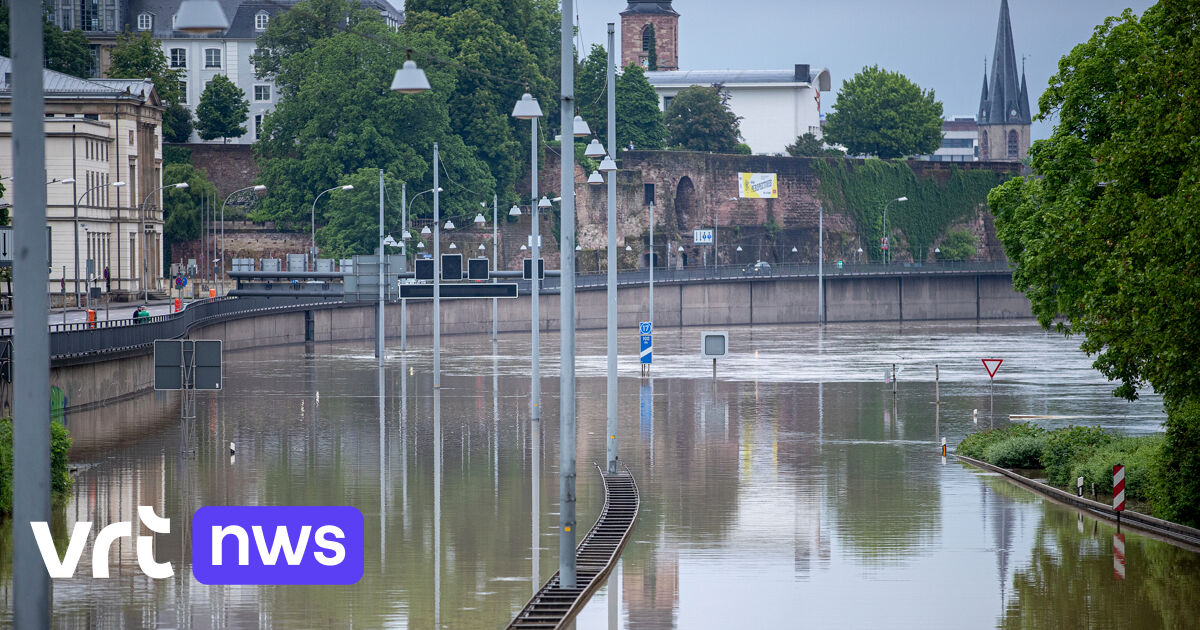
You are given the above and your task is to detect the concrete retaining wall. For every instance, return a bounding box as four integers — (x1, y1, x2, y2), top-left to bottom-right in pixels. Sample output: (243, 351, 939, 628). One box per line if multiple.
(42, 272, 1030, 412)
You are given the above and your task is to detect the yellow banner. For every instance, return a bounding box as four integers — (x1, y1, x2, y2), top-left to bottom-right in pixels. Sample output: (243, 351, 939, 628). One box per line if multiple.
(738, 173, 778, 199)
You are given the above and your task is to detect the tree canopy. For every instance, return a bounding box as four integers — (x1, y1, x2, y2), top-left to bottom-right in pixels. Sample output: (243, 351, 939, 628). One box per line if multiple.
(106, 30, 184, 105)
(785, 132, 844, 157)
(823, 65, 942, 159)
(195, 75, 248, 142)
(988, 2, 1200, 407)
(663, 85, 741, 153)
(251, 3, 494, 235)
(162, 163, 217, 246)
(163, 103, 194, 143)
(576, 45, 665, 150)
(0, 7, 92, 78)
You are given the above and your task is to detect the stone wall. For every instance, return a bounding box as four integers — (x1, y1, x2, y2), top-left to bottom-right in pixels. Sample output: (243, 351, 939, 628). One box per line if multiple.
(177, 143, 259, 198)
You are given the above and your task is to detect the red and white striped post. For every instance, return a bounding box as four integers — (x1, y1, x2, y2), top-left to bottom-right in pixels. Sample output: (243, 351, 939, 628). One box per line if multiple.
(1113, 463, 1126, 530)
(1113, 532, 1126, 580)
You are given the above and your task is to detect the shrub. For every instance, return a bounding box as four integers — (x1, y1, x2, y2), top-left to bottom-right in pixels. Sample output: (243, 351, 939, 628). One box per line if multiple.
(1071, 435, 1164, 505)
(956, 422, 1045, 460)
(0, 417, 73, 514)
(1042, 425, 1113, 487)
(1156, 399, 1200, 527)
(984, 435, 1046, 469)
(733, 142, 753, 155)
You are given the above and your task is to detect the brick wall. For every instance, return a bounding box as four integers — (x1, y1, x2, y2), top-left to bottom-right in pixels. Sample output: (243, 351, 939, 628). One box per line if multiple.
(620, 13, 679, 71)
(175, 143, 259, 198)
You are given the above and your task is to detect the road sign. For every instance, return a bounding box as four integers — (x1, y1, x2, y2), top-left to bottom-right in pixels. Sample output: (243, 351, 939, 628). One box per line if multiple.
(441, 253, 462, 281)
(522, 258, 545, 280)
(175, 276, 187, 288)
(415, 258, 434, 280)
(154, 339, 222, 391)
(1113, 464, 1125, 511)
(693, 229, 714, 244)
(701, 331, 728, 358)
(400, 283, 517, 299)
(0, 226, 52, 266)
(639, 321, 652, 364)
(467, 257, 489, 281)
(982, 358, 1003, 378)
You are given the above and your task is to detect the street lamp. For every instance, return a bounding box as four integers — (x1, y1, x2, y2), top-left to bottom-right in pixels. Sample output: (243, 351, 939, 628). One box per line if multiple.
(584, 138, 606, 159)
(220, 184, 266, 294)
(311, 184, 353, 270)
(138, 181, 182, 301)
(512, 90, 544, 422)
(443, 219, 455, 230)
(882, 196, 908, 265)
(587, 170, 604, 184)
(73, 179, 123, 307)
(390, 50, 431, 94)
(421, 225, 431, 236)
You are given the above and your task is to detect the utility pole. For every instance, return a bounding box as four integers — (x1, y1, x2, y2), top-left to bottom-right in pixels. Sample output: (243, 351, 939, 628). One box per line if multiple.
(558, 0, 578, 589)
(605, 22, 619, 474)
(377, 168, 385, 364)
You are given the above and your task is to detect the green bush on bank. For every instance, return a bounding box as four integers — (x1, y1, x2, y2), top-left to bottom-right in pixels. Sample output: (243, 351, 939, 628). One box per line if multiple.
(0, 417, 73, 514)
(1157, 400, 1200, 528)
(956, 422, 1045, 460)
(1042, 425, 1113, 487)
(1072, 435, 1164, 505)
(983, 435, 1045, 469)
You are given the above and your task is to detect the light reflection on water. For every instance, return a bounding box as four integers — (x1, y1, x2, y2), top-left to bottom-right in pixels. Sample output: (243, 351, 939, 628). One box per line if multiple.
(1, 321, 1195, 629)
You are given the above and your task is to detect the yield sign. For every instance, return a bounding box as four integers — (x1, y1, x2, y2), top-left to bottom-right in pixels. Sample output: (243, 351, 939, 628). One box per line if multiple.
(982, 358, 1003, 379)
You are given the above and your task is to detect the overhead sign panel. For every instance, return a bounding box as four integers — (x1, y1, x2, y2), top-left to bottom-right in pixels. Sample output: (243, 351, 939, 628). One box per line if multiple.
(400, 283, 517, 299)
(154, 339, 222, 390)
(523, 258, 545, 280)
(467, 257, 490, 281)
(738, 173, 778, 199)
(415, 258, 434, 281)
(441, 254, 462, 281)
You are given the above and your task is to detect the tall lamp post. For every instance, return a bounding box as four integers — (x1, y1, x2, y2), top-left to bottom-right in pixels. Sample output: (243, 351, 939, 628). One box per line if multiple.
(511, 90, 543, 420)
(219, 184, 266, 295)
(882, 196, 907, 265)
(140, 181, 188, 301)
(311, 184, 353, 271)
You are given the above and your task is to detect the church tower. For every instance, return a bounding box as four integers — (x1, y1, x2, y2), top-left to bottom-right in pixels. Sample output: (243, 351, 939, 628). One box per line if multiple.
(620, 1, 679, 71)
(977, 0, 1031, 161)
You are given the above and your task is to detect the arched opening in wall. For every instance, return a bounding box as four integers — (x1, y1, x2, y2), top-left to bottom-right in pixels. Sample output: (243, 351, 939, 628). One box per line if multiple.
(641, 251, 660, 269)
(674, 176, 696, 234)
(641, 24, 652, 51)
(980, 131, 989, 160)
(1007, 130, 1019, 157)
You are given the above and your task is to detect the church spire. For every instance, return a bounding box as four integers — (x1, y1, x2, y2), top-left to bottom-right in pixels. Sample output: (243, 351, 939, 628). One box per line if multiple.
(978, 60, 989, 122)
(1019, 63, 1031, 122)
(983, 0, 1028, 125)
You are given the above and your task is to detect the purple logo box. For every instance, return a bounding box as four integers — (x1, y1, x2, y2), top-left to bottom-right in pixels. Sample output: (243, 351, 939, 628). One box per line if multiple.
(192, 506, 364, 585)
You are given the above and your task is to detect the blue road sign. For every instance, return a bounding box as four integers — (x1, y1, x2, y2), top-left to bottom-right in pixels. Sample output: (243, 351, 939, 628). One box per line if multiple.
(639, 321, 652, 335)
(640, 333, 652, 364)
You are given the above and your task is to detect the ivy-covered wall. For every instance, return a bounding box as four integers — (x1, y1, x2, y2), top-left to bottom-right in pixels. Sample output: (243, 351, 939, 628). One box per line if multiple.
(812, 159, 1012, 262)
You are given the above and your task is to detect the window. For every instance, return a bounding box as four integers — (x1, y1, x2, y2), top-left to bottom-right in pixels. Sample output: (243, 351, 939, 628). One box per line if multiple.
(254, 114, 263, 140)
(170, 48, 186, 68)
(255, 11, 269, 31)
(204, 48, 221, 68)
(1007, 129, 1019, 157)
(253, 85, 271, 102)
(941, 137, 974, 149)
(177, 80, 187, 103)
(137, 12, 151, 30)
(662, 95, 673, 111)
(644, 183, 655, 206)
(641, 25, 652, 51)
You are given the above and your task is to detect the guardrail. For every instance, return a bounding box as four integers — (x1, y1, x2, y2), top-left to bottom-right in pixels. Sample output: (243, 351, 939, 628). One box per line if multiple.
(0, 295, 343, 360)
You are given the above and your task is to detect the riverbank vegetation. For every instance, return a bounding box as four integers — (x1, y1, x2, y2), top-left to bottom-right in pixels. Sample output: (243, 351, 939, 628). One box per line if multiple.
(0, 417, 73, 515)
(956, 409, 1200, 527)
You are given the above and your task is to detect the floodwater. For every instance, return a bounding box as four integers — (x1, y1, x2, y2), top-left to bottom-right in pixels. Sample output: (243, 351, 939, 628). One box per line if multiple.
(3, 321, 1199, 629)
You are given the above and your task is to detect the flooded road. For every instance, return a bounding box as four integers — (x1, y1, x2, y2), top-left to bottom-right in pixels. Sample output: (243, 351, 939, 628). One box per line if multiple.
(3, 320, 1198, 629)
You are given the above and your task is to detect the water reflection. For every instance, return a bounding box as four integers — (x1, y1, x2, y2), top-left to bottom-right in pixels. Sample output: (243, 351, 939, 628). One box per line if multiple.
(1, 322, 1196, 629)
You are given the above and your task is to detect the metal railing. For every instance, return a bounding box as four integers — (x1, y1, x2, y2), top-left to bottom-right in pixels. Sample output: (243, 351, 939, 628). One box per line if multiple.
(0, 295, 342, 360)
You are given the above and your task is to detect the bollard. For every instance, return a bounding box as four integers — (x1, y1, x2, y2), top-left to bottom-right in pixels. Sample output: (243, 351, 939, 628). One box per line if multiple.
(892, 364, 897, 394)
(86, 309, 96, 329)
(1077, 476, 1084, 498)
(973, 408, 979, 424)
(174, 298, 182, 313)
(935, 364, 940, 403)
(941, 437, 947, 457)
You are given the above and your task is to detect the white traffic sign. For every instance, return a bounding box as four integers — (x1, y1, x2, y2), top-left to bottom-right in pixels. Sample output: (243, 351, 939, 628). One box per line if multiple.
(982, 358, 1003, 378)
(693, 229, 714, 244)
(0, 226, 10, 263)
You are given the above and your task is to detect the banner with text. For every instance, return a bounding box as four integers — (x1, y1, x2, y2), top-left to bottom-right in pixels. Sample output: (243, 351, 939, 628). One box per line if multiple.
(738, 173, 778, 199)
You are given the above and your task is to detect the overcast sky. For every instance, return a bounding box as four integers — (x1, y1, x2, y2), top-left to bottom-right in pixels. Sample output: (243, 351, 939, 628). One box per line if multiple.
(573, 0, 1155, 140)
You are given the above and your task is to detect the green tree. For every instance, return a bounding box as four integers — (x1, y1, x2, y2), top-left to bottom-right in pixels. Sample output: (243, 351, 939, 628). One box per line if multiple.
(936, 227, 977, 260)
(785, 132, 844, 157)
(576, 46, 665, 150)
(987, 3, 1200, 406)
(823, 65, 943, 158)
(106, 30, 183, 105)
(195, 75, 249, 142)
(663, 85, 741, 153)
(163, 103, 194, 143)
(253, 15, 494, 232)
(250, 0, 382, 87)
(0, 7, 93, 78)
(645, 23, 657, 71)
(161, 163, 216, 249)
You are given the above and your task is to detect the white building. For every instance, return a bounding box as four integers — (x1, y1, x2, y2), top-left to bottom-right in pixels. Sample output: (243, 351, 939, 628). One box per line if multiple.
(645, 65, 831, 155)
(0, 57, 165, 299)
(920, 117, 979, 162)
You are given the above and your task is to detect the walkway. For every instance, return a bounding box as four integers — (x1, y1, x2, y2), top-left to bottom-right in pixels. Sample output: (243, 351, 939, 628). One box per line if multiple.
(508, 467, 639, 630)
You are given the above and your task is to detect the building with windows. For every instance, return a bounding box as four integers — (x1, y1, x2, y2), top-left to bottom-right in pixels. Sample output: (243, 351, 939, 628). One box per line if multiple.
(919, 117, 979, 162)
(977, 0, 1031, 162)
(624, 1, 828, 155)
(48, 0, 403, 145)
(0, 56, 165, 299)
